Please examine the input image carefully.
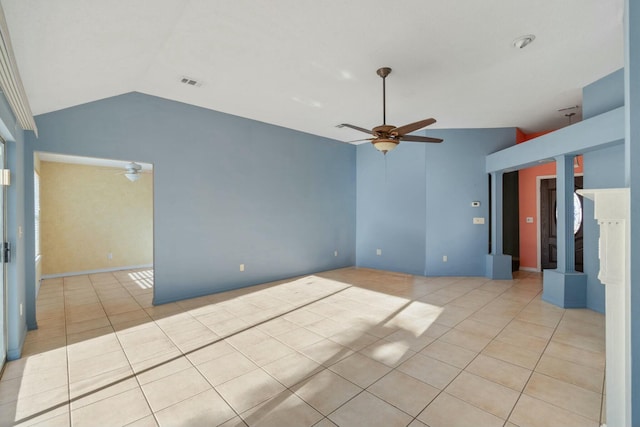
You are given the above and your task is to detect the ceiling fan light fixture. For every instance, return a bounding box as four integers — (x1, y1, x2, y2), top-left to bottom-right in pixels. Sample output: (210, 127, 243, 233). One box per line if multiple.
(372, 138, 399, 154)
(125, 172, 140, 182)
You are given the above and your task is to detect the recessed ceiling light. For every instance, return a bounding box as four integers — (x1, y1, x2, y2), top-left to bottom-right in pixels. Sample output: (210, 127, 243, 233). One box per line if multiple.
(512, 34, 536, 49)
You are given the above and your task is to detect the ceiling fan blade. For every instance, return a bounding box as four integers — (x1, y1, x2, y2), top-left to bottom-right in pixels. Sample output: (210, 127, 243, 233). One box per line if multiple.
(346, 138, 375, 143)
(400, 134, 443, 143)
(392, 118, 436, 136)
(339, 123, 375, 135)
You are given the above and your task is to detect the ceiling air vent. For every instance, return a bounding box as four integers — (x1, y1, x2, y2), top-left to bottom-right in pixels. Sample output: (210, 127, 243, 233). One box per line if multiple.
(180, 76, 202, 87)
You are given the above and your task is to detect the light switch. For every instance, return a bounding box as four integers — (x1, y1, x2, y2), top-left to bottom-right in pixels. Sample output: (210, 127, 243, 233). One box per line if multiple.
(526, 217, 534, 223)
(376, 249, 382, 256)
(473, 217, 485, 225)
(471, 201, 481, 207)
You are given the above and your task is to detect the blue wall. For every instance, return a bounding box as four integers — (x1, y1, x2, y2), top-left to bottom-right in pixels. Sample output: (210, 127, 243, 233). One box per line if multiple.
(356, 144, 427, 275)
(581, 69, 625, 313)
(583, 69, 624, 120)
(356, 128, 515, 276)
(25, 92, 356, 308)
(0, 92, 27, 360)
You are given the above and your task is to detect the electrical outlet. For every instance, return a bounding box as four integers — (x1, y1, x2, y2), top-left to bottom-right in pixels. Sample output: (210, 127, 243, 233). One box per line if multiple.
(107, 252, 113, 260)
(443, 255, 448, 262)
(526, 217, 534, 223)
(239, 264, 245, 272)
(334, 250, 338, 257)
(473, 217, 485, 225)
(19, 303, 23, 316)
(376, 249, 382, 256)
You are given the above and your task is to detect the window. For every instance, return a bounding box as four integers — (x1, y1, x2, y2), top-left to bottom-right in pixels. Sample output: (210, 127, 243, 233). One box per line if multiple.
(573, 192, 583, 234)
(34, 171, 40, 258)
(554, 191, 583, 235)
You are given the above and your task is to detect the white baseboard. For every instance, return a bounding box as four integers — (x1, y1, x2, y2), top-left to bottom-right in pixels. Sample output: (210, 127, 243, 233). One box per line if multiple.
(519, 266, 540, 273)
(41, 264, 153, 280)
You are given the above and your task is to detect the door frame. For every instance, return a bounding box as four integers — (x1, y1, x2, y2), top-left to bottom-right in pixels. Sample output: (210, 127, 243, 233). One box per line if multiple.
(535, 173, 583, 271)
(0, 139, 6, 372)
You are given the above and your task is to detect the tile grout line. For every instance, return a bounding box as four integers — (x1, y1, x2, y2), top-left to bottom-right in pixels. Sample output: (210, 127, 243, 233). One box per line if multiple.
(196, 284, 409, 422)
(499, 294, 567, 425)
(62, 276, 71, 427)
(305, 279, 498, 425)
(117, 270, 247, 426)
(193, 285, 356, 424)
(182, 285, 358, 425)
(600, 369, 606, 426)
(403, 277, 535, 426)
(34, 274, 150, 427)
(503, 307, 606, 425)
(116, 282, 354, 425)
(286, 276, 529, 426)
(402, 277, 549, 426)
(34, 270, 521, 426)
(100, 274, 162, 427)
(22, 269, 603, 427)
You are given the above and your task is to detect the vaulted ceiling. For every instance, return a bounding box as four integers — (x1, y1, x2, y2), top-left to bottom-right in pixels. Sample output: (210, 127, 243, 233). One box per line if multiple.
(1, 0, 624, 142)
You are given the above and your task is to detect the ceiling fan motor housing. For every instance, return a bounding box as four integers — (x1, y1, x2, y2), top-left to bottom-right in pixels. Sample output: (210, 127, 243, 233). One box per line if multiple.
(373, 124, 396, 137)
(126, 162, 142, 173)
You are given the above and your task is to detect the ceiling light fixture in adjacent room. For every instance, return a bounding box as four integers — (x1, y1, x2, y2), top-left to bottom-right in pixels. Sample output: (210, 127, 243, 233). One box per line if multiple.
(122, 162, 142, 182)
(512, 34, 536, 49)
(125, 173, 140, 182)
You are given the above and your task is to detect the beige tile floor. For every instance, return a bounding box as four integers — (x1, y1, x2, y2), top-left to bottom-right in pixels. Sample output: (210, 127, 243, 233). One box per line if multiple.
(0, 267, 606, 427)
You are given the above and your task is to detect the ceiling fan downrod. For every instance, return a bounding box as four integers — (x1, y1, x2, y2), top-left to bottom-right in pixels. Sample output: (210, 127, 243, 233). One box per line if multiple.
(377, 67, 391, 125)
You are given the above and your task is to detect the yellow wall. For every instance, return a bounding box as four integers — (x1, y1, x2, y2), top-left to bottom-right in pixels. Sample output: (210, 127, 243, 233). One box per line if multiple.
(40, 161, 153, 275)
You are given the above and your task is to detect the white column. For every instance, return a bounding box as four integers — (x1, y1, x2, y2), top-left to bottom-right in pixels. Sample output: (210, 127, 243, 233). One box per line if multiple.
(624, 0, 640, 424)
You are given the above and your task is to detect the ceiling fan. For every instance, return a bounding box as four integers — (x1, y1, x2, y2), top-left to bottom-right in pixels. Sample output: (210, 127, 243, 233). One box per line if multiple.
(120, 162, 144, 182)
(339, 67, 443, 154)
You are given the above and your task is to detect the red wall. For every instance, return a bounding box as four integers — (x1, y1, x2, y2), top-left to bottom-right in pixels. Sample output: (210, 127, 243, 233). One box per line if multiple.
(517, 130, 583, 271)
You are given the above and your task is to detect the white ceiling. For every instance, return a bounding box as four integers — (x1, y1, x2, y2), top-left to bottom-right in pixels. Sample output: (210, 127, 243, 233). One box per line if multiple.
(1, 0, 625, 142)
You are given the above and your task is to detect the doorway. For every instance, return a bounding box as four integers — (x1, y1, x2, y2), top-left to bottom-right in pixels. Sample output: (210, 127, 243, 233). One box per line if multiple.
(35, 153, 154, 298)
(503, 171, 520, 271)
(540, 176, 584, 272)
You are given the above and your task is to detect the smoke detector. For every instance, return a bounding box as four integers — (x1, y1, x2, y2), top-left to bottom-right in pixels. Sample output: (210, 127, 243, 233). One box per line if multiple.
(512, 35, 536, 49)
